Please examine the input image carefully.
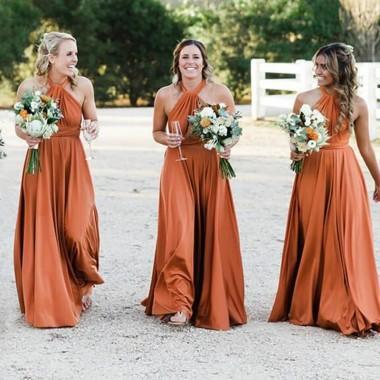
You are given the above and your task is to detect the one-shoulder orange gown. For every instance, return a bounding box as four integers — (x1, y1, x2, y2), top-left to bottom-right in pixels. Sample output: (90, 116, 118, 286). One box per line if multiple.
(143, 81, 247, 330)
(14, 78, 104, 328)
(269, 88, 380, 335)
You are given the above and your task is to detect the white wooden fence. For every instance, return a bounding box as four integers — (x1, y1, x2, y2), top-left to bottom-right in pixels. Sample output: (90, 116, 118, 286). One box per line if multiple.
(251, 59, 380, 139)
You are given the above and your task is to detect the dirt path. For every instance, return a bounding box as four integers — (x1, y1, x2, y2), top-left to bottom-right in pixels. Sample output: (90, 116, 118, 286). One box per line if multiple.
(0, 109, 379, 379)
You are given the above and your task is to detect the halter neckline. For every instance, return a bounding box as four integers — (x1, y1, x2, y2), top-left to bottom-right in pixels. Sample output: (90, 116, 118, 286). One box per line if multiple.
(319, 86, 335, 97)
(48, 76, 69, 87)
(179, 80, 205, 94)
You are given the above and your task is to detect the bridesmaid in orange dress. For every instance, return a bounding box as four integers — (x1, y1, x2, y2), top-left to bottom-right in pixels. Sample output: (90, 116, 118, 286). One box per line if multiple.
(269, 43, 380, 335)
(142, 39, 247, 329)
(14, 32, 103, 328)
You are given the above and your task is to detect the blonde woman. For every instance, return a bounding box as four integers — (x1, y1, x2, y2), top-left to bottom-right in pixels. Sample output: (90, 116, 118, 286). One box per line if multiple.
(14, 32, 103, 327)
(269, 43, 380, 335)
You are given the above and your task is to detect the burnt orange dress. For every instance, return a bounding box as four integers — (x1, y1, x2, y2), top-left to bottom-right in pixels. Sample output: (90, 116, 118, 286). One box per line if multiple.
(14, 77, 104, 328)
(143, 81, 247, 330)
(269, 87, 380, 335)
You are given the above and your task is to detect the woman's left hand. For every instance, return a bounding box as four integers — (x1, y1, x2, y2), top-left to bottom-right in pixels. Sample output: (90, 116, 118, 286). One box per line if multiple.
(219, 146, 231, 159)
(88, 120, 99, 139)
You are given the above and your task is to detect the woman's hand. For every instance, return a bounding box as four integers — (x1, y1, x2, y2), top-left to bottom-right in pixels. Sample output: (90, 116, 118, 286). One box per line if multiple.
(166, 132, 183, 148)
(219, 145, 231, 159)
(373, 184, 380, 202)
(290, 151, 305, 161)
(25, 135, 41, 148)
(87, 120, 99, 139)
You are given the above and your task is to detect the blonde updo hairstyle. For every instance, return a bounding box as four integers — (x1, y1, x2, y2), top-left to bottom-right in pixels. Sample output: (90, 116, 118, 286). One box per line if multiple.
(171, 39, 213, 85)
(313, 42, 358, 131)
(35, 31, 78, 87)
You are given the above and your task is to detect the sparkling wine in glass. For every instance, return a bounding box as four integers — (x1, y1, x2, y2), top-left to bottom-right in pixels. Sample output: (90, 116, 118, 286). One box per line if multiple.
(170, 120, 187, 161)
(82, 119, 95, 160)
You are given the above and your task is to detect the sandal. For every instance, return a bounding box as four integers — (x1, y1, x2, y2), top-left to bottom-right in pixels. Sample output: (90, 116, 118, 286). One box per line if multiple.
(167, 311, 189, 326)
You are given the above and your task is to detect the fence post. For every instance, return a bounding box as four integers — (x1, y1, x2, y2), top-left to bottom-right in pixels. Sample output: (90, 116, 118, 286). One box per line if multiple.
(358, 63, 377, 140)
(295, 59, 313, 92)
(251, 58, 266, 119)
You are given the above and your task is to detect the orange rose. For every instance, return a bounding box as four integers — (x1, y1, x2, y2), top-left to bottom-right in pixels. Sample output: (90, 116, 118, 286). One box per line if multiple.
(40, 95, 51, 103)
(306, 127, 319, 141)
(20, 109, 29, 119)
(200, 118, 211, 128)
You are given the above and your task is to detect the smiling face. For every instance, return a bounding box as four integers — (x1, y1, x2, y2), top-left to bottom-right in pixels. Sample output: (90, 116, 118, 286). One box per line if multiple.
(314, 54, 334, 87)
(49, 39, 78, 78)
(178, 44, 204, 81)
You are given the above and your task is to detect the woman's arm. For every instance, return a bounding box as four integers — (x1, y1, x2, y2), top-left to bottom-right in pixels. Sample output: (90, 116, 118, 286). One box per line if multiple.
(354, 98, 380, 202)
(80, 77, 98, 138)
(14, 79, 41, 147)
(152, 88, 181, 148)
(217, 84, 236, 159)
(290, 93, 305, 162)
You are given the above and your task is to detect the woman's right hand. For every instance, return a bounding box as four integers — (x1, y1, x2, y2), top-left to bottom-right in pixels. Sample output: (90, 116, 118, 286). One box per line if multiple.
(290, 151, 305, 161)
(166, 133, 182, 148)
(25, 135, 41, 148)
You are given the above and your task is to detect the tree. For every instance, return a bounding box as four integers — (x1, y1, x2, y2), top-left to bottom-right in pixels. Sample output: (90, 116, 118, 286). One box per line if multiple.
(92, 0, 184, 105)
(340, 0, 380, 61)
(180, 0, 343, 101)
(0, 0, 41, 80)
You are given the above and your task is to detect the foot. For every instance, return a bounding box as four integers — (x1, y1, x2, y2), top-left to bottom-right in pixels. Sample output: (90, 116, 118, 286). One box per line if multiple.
(81, 294, 93, 311)
(167, 311, 189, 326)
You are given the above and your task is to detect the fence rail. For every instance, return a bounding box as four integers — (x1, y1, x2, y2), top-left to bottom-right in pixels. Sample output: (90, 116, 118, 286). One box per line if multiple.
(251, 59, 380, 139)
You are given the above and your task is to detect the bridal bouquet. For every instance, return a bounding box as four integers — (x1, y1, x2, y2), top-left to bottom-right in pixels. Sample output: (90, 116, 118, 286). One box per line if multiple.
(14, 90, 63, 174)
(279, 104, 329, 173)
(0, 128, 6, 159)
(189, 103, 242, 179)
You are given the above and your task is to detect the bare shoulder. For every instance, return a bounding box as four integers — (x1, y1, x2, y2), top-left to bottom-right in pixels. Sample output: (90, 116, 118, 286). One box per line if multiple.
(76, 75, 94, 91)
(207, 82, 232, 97)
(296, 88, 320, 104)
(17, 77, 37, 93)
(156, 83, 178, 98)
(353, 95, 367, 111)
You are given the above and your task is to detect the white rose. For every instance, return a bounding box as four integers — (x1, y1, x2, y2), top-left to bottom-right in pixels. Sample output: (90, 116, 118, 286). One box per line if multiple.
(211, 123, 220, 134)
(26, 119, 46, 137)
(307, 140, 317, 149)
(300, 104, 312, 117)
(30, 101, 39, 112)
(304, 117, 311, 126)
(218, 125, 228, 136)
(313, 110, 325, 123)
(34, 91, 41, 96)
(200, 107, 215, 118)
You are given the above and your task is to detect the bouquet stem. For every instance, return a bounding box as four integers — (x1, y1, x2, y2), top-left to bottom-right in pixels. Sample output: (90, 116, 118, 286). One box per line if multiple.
(26, 147, 40, 174)
(219, 158, 236, 179)
(290, 148, 304, 174)
(290, 159, 303, 173)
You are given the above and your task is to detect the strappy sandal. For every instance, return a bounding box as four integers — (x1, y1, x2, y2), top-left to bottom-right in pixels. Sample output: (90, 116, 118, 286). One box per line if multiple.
(167, 311, 189, 326)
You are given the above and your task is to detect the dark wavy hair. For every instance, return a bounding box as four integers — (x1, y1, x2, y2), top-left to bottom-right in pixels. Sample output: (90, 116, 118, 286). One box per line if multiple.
(313, 42, 358, 130)
(171, 39, 213, 84)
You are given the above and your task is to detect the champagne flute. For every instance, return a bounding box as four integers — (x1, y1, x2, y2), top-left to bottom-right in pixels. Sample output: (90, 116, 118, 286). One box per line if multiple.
(82, 119, 95, 160)
(170, 120, 187, 161)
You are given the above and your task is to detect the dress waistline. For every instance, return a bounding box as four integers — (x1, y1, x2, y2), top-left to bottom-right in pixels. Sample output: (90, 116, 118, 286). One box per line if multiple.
(321, 144, 349, 151)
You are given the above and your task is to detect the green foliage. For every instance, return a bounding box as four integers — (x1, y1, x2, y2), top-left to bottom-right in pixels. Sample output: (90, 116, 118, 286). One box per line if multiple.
(0, 0, 41, 80)
(191, 0, 343, 101)
(90, 0, 184, 105)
